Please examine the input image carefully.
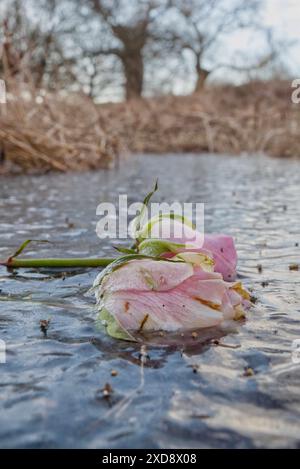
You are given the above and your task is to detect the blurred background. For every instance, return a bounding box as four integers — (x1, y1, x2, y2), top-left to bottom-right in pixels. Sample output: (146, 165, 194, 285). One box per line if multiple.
(1, 2, 300, 450)
(0, 0, 299, 172)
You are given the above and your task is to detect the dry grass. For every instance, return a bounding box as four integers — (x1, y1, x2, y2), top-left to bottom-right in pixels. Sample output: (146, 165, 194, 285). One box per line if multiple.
(101, 80, 300, 158)
(0, 82, 120, 173)
(0, 80, 299, 174)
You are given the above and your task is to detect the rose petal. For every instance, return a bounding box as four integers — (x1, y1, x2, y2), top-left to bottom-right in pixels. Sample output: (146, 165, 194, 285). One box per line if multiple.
(99, 259, 194, 294)
(202, 234, 237, 281)
(102, 288, 223, 332)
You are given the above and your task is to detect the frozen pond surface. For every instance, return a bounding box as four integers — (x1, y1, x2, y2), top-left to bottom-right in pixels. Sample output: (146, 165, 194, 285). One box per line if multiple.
(0, 153, 300, 448)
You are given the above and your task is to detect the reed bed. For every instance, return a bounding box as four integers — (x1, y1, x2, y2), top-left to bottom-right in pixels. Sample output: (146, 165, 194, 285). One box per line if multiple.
(0, 80, 299, 174)
(0, 82, 120, 173)
(101, 80, 300, 158)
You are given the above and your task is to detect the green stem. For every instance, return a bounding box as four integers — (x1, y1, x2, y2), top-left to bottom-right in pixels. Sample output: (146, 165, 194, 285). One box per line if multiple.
(0, 257, 115, 269)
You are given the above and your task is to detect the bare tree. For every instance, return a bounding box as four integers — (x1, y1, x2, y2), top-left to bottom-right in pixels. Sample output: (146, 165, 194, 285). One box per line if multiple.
(0, 0, 74, 89)
(84, 0, 167, 100)
(168, 0, 273, 92)
(0, 0, 288, 101)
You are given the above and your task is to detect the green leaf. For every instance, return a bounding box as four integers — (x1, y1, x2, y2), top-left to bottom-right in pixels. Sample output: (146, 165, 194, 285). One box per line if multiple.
(130, 180, 158, 237)
(138, 239, 185, 257)
(98, 308, 135, 342)
(113, 246, 136, 255)
(10, 239, 51, 259)
(142, 179, 158, 213)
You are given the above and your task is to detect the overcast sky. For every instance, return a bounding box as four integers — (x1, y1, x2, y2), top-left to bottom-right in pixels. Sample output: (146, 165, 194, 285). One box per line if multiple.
(264, 0, 299, 73)
(169, 0, 300, 96)
(1, 0, 299, 100)
(265, 0, 300, 36)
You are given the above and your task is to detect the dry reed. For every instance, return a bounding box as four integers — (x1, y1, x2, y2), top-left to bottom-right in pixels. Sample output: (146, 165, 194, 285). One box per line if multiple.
(100, 80, 300, 158)
(0, 81, 120, 173)
(0, 80, 299, 174)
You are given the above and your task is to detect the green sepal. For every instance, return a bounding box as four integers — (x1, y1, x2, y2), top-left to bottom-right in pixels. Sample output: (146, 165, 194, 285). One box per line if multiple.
(114, 246, 136, 254)
(98, 308, 136, 342)
(138, 239, 185, 257)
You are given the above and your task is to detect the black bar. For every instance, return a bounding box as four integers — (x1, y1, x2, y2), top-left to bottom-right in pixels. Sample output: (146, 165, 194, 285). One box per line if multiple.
(0, 449, 291, 465)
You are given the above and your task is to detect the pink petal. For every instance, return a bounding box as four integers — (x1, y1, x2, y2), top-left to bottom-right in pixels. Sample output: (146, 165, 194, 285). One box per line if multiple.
(96, 258, 249, 333)
(164, 235, 237, 281)
(99, 259, 193, 294)
(202, 234, 237, 281)
(103, 289, 223, 332)
(177, 277, 227, 306)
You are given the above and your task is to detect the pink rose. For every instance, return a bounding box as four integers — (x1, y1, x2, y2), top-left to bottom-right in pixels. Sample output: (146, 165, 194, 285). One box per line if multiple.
(95, 256, 249, 336)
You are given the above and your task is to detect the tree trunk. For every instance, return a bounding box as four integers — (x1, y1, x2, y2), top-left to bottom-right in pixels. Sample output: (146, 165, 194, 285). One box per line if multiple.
(122, 52, 144, 100)
(194, 66, 210, 93)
